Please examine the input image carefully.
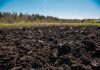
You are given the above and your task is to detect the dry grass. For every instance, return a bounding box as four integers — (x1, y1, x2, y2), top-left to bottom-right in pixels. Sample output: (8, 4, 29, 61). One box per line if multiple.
(0, 22, 100, 27)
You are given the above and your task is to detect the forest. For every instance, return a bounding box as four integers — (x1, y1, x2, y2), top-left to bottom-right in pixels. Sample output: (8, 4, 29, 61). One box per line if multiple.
(0, 12, 98, 24)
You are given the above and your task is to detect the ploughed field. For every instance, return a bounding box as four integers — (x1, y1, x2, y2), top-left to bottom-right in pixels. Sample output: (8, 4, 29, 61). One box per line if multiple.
(0, 26, 100, 70)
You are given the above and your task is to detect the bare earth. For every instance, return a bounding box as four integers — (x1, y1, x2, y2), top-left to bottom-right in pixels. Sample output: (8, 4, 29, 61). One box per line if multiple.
(0, 26, 100, 70)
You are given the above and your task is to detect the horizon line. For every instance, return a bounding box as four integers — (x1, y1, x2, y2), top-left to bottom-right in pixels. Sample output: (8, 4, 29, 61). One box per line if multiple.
(0, 11, 100, 20)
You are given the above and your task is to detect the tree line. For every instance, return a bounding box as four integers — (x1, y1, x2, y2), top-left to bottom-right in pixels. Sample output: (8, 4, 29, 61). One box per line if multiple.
(0, 12, 99, 23)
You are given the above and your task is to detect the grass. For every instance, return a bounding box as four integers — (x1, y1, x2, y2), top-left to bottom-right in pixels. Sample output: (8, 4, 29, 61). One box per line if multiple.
(0, 22, 100, 27)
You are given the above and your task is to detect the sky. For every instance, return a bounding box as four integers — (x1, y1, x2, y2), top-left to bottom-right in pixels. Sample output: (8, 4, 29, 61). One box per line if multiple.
(0, 0, 100, 19)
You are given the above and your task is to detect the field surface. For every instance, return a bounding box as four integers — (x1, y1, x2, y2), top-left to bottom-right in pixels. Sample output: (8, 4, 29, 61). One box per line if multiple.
(0, 26, 100, 70)
(0, 23, 100, 27)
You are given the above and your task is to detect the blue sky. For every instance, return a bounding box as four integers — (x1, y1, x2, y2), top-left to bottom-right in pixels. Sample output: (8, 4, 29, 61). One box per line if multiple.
(0, 0, 100, 19)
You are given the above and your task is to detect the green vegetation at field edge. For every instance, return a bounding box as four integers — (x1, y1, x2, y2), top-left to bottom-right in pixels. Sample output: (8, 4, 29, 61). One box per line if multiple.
(0, 23, 100, 27)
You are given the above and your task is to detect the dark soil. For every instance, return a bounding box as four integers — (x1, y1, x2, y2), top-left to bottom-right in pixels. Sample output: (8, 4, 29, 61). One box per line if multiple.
(0, 26, 100, 70)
